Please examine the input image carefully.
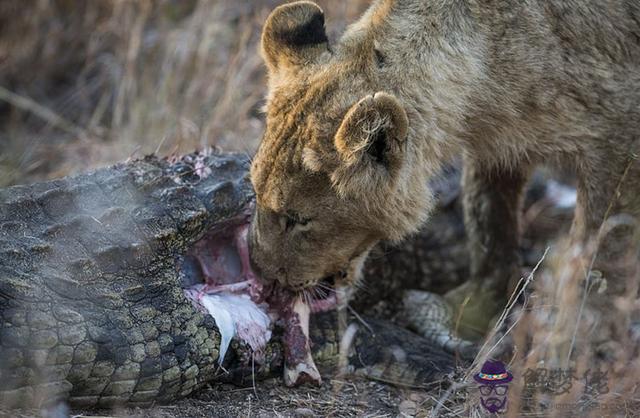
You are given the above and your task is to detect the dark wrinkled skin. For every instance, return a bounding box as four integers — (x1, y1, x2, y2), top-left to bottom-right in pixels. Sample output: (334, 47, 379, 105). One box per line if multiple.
(0, 153, 458, 410)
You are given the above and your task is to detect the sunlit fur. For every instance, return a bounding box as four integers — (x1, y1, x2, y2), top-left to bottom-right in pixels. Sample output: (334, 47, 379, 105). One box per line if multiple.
(250, 0, 640, 293)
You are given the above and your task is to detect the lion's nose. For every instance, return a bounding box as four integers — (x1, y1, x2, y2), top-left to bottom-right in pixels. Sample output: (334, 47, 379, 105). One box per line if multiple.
(275, 267, 288, 283)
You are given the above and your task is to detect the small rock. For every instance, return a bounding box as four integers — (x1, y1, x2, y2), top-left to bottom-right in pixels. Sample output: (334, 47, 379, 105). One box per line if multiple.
(408, 392, 425, 402)
(294, 407, 315, 417)
(40, 402, 69, 418)
(398, 399, 417, 417)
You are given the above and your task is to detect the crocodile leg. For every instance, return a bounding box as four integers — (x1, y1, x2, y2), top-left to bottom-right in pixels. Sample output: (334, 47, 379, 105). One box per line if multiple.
(444, 159, 530, 341)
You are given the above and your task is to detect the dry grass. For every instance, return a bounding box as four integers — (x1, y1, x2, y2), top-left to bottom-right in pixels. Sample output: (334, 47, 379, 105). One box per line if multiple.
(1, 1, 638, 417)
(441, 214, 640, 416)
(0, 0, 368, 187)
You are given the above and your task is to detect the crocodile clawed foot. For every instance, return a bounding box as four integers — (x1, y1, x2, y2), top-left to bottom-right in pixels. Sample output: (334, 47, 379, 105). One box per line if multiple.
(400, 290, 479, 361)
(443, 279, 509, 342)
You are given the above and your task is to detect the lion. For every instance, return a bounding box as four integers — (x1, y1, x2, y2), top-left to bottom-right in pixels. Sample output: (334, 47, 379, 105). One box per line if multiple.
(249, 0, 640, 341)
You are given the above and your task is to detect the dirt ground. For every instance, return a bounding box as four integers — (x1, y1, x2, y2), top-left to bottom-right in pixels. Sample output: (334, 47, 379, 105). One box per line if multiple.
(3, 375, 461, 418)
(110, 378, 415, 418)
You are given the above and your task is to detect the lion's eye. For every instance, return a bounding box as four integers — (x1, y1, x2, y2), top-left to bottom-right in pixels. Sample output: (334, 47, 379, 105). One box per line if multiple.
(284, 212, 311, 231)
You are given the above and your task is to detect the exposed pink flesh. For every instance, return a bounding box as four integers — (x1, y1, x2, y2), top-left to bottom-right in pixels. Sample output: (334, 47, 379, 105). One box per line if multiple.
(198, 280, 250, 296)
(309, 294, 338, 313)
(189, 223, 266, 302)
(234, 224, 267, 303)
(282, 297, 322, 386)
(193, 234, 242, 285)
(183, 220, 331, 386)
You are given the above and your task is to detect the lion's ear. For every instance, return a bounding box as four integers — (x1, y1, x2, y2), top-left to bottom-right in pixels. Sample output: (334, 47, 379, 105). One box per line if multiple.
(332, 92, 409, 197)
(261, 1, 329, 74)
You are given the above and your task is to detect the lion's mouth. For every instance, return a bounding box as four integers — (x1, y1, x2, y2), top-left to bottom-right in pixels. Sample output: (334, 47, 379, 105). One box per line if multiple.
(303, 274, 341, 313)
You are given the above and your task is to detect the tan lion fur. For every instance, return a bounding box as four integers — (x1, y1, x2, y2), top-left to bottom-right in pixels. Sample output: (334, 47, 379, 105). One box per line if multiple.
(249, 0, 640, 340)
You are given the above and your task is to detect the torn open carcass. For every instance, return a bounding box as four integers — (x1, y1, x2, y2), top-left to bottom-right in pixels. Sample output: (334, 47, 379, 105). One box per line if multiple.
(182, 220, 328, 386)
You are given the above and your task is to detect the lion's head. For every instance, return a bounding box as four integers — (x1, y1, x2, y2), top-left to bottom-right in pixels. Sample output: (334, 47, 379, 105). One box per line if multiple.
(249, 1, 436, 291)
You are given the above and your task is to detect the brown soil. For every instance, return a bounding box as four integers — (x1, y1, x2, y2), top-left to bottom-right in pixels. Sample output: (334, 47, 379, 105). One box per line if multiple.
(3, 375, 459, 418)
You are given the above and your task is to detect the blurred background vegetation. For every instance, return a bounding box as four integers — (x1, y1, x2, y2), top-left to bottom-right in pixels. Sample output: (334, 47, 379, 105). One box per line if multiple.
(2, 3, 639, 415)
(0, 0, 368, 187)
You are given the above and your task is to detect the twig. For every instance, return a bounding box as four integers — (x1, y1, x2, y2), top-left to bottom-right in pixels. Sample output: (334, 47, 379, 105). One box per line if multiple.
(338, 322, 360, 379)
(0, 85, 86, 137)
(251, 352, 259, 400)
(347, 304, 375, 335)
(466, 246, 550, 380)
(432, 381, 471, 417)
